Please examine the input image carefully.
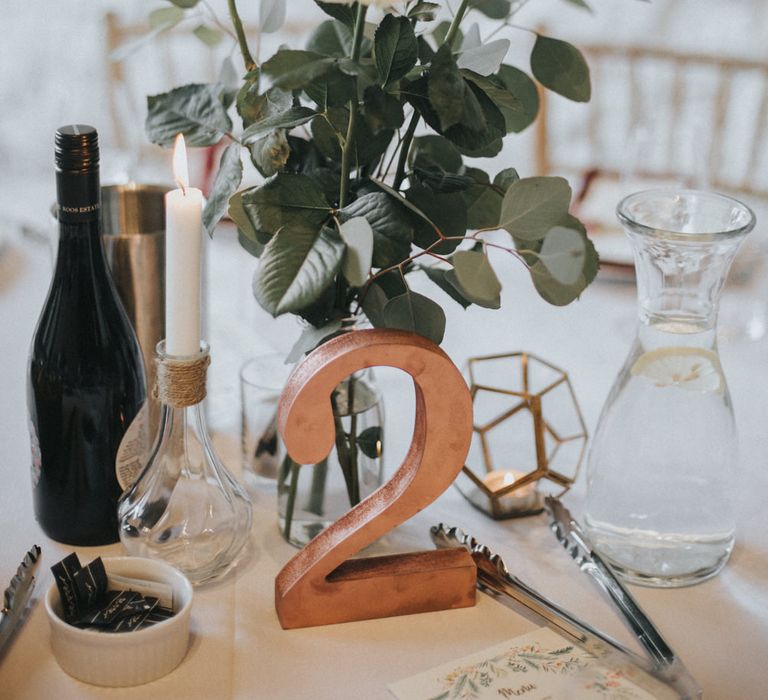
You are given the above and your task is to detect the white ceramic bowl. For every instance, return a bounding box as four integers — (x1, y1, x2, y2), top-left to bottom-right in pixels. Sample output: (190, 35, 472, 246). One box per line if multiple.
(45, 556, 193, 687)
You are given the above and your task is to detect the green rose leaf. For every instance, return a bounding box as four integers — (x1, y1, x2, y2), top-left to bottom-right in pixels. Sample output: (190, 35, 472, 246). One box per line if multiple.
(241, 106, 317, 143)
(357, 426, 383, 459)
(253, 223, 345, 316)
(469, 0, 512, 19)
(203, 143, 242, 236)
(457, 39, 511, 76)
(146, 83, 233, 147)
(363, 86, 405, 133)
(538, 225, 587, 285)
(260, 0, 287, 34)
(408, 1, 440, 21)
(446, 250, 502, 309)
(193, 24, 223, 47)
(423, 266, 472, 309)
(374, 15, 418, 86)
(338, 216, 374, 287)
(314, 1, 357, 28)
(249, 130, 290, 177)
(311, 108, 392, 169)
(531, 35, 591, 103)
(307, 19, 371, 58)
(240, 172, 331, 235)
(304, 66, 357, 109)
(229, 190, 269, 252)
(499, 176, 572, 241)
(340, 192, 413, 268)
(383, 289, 446, 345)
(432, 21, 463, 50)
(262, 50, 335, 90)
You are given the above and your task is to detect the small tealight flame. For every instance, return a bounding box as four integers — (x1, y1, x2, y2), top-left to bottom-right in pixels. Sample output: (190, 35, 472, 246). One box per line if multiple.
(172, 133, 189, 194)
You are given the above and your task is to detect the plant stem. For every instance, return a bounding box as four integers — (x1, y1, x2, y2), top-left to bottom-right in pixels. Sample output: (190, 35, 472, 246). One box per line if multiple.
(306, 457, 328, 516)
(338, 3, 368, 208)
(392, 111, 419, 190)
(227, 0, 256, 72)
(330, 391, 356, 505)
(347, 375, 360, 506)
(391, 0, 471, 191)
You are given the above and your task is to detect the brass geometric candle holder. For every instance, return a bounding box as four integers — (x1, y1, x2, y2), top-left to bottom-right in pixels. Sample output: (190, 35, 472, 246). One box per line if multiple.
(454, 352, 588, 519)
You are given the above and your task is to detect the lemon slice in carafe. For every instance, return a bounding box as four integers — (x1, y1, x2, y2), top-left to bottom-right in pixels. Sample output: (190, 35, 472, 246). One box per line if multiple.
(630, 347, 724, 394)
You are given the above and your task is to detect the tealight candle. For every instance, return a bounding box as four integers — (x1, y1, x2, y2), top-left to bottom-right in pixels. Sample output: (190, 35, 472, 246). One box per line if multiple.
(165, 134, 203, 357)
(482, 469, 539, 515)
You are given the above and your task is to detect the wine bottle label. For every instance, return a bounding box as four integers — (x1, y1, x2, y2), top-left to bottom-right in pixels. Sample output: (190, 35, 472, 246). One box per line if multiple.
(116, 401, 150, 491)
(28, 418, 42, 489)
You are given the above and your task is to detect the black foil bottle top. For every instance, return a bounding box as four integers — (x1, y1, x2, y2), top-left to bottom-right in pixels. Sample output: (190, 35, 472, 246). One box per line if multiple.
(55, 125, 99, 172)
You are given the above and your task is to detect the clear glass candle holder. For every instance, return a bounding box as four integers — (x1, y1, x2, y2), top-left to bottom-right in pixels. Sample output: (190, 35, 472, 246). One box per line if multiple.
(118, 341, 252, 584)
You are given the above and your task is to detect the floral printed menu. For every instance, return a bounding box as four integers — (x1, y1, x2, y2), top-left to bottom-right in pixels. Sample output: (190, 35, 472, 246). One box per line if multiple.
(388, 628, 659, 700)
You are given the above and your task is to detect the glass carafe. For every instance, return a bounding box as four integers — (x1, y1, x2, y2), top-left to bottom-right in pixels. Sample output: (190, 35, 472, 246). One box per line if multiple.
(586, 189, 755, 587)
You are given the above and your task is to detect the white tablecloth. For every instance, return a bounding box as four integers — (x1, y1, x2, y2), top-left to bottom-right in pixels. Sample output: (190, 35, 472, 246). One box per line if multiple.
(1, 184, 766, 699)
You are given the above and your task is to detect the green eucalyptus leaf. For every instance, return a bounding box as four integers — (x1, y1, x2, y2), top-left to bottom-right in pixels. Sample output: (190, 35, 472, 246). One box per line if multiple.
(242, 106, 317, 143)
(240, 172, 331, 235)
(361, 271, 407, 328)
(168, 0, 198, 7)
(340, 192, 413, 268)
(374, 15, 418, 86)
(530, 35, 591, 102)
(383, 290, 446, 345)
(203, 143, 242, 236)
(357, 426, 383, 459)
(338, 216, 374, 287)
(148, 7, 184, 30)
(236, 71, 265, 127)
(260, 0, 287, 34)
(229, 190, 270, 250)
(469, 0, 512, 19)
(262, 50, 335, 90)
(286, 319, 344, 364)
(457, 39, 511, 76)
(218, 56, 239, 90)
(499, 176, 572, 241)
(193, 24, 223, 47)
(408, 75, 505, 154)
(249, 130, 290, 177)
(406, 184, 466, 254)
(562, 0, 592, 11)
(538, 225, 586, 285)
(408, 1, 440, 21)
(423, 266, 472, 308)
(363, 85, 404, 133)
(495, 65, 539, 132)
(462, 167, 504, 229)
(253, 223, 345, 316)
(409, 134, 463, 173)
(146, 83, 232, 147)
(493, 167, 520, 191)
(446, 250, 502, 308)
(315, 1, 357, 28)
(428, 46, 485, 131)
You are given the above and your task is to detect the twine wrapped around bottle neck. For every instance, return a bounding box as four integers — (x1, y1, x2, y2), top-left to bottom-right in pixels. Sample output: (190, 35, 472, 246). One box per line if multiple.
(154, 346, 210, 408)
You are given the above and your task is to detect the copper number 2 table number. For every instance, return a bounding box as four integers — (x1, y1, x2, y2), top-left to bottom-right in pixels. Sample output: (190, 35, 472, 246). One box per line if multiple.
(275, 329, 477, 629)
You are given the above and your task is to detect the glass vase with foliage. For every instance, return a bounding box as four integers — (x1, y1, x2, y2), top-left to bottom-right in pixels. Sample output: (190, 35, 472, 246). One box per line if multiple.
(142, 0, 599, 543)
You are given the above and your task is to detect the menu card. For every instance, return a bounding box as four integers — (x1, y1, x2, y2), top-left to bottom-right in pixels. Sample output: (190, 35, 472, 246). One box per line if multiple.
(389, 628, 658, 700)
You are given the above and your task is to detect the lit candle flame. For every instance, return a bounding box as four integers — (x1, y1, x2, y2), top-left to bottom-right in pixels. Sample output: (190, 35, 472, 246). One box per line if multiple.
(172, 133, 189, 194)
